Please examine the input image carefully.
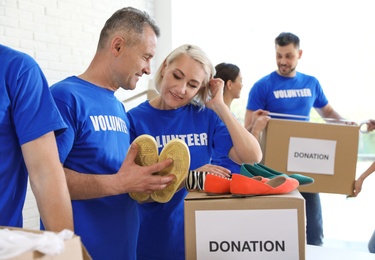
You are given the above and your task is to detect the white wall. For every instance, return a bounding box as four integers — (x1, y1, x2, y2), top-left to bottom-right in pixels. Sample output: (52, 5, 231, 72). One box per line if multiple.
(170, 0, 375, 124)
(0, 0, 156, 230)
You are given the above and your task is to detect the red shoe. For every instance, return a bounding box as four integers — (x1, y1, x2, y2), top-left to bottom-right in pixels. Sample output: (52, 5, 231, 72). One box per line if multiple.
(263, 176, 299, 195)
(252, 176, 270, 183)
(204, 173, 231, 195)
(230, 174, 299, 196)
(232, 172, 269, 183)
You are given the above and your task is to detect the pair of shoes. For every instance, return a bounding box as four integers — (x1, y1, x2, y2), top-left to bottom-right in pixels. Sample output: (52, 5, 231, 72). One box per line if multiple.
(129, 135, 190, 203)
(202, 173, 298, 196)
(240, 163, 314, 186)
(230, 174, 299, 196)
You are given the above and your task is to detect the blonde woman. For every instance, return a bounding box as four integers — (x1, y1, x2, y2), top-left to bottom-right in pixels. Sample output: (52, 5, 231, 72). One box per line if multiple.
(128, 44, 262, 260)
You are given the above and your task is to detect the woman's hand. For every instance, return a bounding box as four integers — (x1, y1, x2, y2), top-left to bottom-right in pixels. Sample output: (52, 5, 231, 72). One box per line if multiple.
(194, 164, 231, 178)
(205, 78, 225, 110)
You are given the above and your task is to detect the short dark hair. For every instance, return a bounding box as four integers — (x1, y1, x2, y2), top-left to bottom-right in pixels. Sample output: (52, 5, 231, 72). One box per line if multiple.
(275, 32, 300, 49)
(214, 63, 240, 86)
(97, 7, 160, 49)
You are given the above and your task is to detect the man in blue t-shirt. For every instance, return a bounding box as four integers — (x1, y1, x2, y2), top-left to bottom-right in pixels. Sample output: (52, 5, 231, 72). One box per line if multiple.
(0, 44, 73, 232)
(245, 32, 348, 246)
(49, 7, 174, 260)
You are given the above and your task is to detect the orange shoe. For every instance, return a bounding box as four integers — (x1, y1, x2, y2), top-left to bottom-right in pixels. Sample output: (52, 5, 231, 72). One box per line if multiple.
(252, 176, 270, 183)
(203, 173, 231, 195)
(230, 174, 270, 195)
(262, 176, 299, 195)
(230, 174, 299, 196)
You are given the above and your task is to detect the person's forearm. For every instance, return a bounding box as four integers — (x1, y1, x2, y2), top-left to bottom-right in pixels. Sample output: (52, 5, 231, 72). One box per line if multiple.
(358, 161, 375, 182)
(250, 128, 262, 142)
(65, 168, 120, 200)
(215, 104, 262, 163)
(31, 172, 74, 232)
(22, 133, 74, 232)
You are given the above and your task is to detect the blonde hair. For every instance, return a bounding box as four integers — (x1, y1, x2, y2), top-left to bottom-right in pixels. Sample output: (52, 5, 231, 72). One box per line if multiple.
(154, 44, 215, 108)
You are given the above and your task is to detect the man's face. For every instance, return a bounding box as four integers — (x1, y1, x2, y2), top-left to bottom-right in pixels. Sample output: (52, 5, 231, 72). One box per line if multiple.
(117, 26, 157, 90)
(275, 43, 302, 77)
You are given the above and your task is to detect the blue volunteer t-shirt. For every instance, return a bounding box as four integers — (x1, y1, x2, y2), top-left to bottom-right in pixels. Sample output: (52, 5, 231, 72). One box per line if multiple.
(51, 76, 137, 260)
(247, 71, 328, 119)
(0, 44, 66, 227)
(128, 101, 233, 260)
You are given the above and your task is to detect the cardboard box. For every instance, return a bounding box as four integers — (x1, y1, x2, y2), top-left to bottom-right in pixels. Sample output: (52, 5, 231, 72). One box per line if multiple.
(184, 190, 306, 260)
(0, 226, 91, 260)
(260, 119, 359, 196)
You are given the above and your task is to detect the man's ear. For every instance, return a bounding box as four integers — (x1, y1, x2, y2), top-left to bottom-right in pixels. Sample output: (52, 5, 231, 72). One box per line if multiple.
(298, 49, 303, 59)
(112, 36, 124, 55)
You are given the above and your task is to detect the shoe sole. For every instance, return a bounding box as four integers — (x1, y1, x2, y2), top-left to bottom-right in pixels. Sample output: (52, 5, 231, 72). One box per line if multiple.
(129, 134, 158, 202)
(151, 139, 190, 203)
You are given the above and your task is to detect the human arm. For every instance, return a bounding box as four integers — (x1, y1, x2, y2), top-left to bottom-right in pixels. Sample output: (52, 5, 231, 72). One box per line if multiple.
(64, 142, 175, 200)
(21, 132, 73, 232)
(245, 109, 270, 141)
(316, 104, 358, 125)
(315, 104, 343, 120)
(353, 161, 375, 196)
(315, 104, 347, 122)
(206, 78, 262, 164)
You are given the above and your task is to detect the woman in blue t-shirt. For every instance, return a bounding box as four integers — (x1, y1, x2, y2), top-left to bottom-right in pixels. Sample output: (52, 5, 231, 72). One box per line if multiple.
(127, 44, 262, 260)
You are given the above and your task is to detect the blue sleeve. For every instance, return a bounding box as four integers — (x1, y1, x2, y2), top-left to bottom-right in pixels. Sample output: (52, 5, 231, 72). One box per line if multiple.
(51, 89, 76, 163)
(10, 58, 66, 145)
(246, 81, 266, 111)
(312, 79, 329, 108)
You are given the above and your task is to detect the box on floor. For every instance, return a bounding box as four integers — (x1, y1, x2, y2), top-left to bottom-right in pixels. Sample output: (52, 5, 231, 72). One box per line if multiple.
(260, 119, 359, 196)
(0, 226, 91, 260)
(184, 190, 306, 260)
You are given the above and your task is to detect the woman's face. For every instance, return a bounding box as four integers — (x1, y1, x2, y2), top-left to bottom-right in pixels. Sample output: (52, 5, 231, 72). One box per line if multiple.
(230, 72, 243, 99)
(159, 54, 206, 110)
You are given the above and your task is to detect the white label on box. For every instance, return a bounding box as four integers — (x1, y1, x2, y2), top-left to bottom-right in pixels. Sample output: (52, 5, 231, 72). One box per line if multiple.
(195, 209, 299, 260)
(287, 137, 336, 175)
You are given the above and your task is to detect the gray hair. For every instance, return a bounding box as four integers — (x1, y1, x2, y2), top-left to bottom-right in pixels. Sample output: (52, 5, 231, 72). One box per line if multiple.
(97, 7, 160, 50)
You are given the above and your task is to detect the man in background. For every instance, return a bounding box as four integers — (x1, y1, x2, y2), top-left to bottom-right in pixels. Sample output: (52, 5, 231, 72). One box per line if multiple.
(245, 32, 347, 246)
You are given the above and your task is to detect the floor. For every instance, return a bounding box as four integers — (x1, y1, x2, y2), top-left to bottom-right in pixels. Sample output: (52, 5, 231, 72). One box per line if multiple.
(320, 161, 375, 253)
